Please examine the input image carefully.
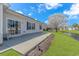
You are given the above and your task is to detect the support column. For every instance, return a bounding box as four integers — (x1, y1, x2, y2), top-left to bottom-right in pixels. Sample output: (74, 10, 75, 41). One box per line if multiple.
(0, 4, 3, 44)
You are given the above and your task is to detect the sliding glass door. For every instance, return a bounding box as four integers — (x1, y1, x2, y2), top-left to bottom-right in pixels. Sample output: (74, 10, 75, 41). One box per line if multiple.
(8, 19, 21, 35)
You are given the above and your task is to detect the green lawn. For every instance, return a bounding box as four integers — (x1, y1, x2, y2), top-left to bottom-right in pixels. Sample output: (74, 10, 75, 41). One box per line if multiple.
(0, 49, 22, 56)
(68, 30, 79, 34)
(62, 30, 79, 34)
(43, 32, 79, 56)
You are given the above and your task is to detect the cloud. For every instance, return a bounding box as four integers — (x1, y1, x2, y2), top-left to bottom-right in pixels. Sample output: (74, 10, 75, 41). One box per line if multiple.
(44, 3, 63, 10)
(45, 20, 48, 24)
(15, 10, 24, 14)
(28, 13, 32, 16)
(68, 15, 79, 20)
(22, 3, 63, 15)
(63, 3, 79, 24)
(64, 3, 79, 16)
(37, 4, 46, 13)
(35, 19, 37, 20)
(30, 7, 37, 13)
(37, 3, 62, 13)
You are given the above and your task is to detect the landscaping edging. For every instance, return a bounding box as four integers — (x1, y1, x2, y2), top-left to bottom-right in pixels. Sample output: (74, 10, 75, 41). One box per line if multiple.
(25, 34, 53, 56)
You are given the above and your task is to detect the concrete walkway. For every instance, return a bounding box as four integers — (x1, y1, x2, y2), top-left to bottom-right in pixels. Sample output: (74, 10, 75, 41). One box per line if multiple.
(0, 32, 45, 51)
(12, 33, 51, 55)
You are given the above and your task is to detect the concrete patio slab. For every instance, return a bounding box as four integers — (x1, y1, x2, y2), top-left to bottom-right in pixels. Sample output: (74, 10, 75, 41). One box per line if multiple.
(0, 32, 46, 53)
(0, 32, 45, 51)
(12, 33, 51, 55)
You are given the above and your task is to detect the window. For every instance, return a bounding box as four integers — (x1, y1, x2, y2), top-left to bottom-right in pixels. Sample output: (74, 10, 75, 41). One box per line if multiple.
(8, 19, 21, 35)
(8, 20, 14, 28)
(32, 23, 35, 30)
(39, 25, 42, 30)
(27, 22, 31, 30)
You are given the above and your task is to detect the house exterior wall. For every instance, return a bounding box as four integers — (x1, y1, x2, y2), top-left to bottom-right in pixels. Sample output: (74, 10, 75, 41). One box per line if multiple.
(1, 4, 48, 44)
(0, 4, 47, 44)
(5, 10, 44, 34)
(5, 9, 26, 36)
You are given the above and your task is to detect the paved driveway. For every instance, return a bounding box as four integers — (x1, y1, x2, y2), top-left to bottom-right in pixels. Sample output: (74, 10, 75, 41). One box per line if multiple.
(0, 32, 45, 51)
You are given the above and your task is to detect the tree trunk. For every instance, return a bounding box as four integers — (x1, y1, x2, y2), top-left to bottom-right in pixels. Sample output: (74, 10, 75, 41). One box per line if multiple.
(55, 28, 58, 32)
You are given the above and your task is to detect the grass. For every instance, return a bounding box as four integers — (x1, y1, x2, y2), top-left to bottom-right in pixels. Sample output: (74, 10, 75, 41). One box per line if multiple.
(62, 30, 79, 35)
(68, 30, 79, 34)
(43, 32, 79, 56)
(0, 49, 22, 56)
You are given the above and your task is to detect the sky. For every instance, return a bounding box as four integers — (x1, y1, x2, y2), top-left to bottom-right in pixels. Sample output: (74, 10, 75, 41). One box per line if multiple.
(9, 3, 79, 25)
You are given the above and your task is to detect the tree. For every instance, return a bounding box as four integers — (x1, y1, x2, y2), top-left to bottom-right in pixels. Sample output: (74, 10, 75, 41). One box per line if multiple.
(72, 23, 78, 27)
(72, 23, 79, 30)
(48, 13, 67, 32)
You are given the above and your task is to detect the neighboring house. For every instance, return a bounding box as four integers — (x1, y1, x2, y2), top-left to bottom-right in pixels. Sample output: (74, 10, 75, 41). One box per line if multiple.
(68, 27, 75, 30)
(68, 27, 79, 30)
(68, 27, 73, 30)
(0, 4, 47, 44)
